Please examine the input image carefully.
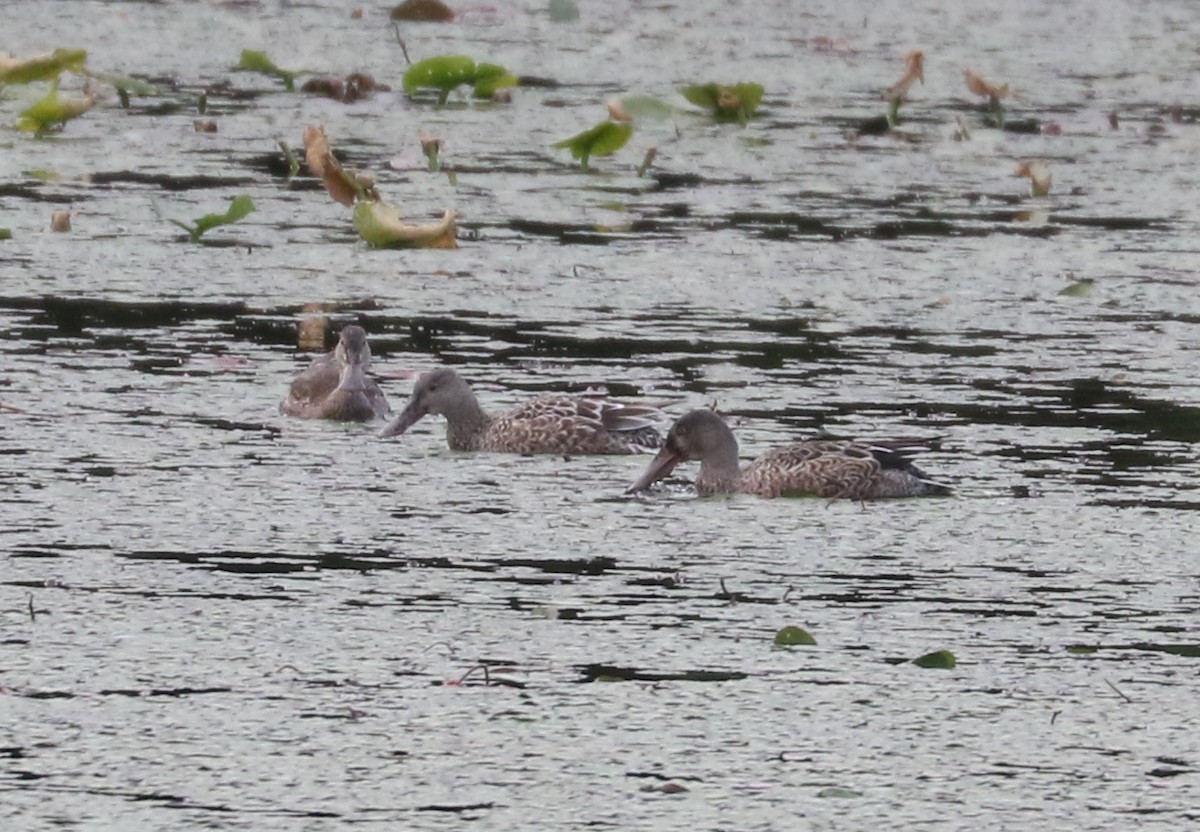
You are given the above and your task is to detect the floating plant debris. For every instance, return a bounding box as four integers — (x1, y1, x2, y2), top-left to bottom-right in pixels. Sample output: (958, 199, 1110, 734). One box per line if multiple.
(169, 195, 256, 242)
(390, 0, 455, 21)
(0, 48, 86, 84)
(680, 82, 763, 123)
(553, 119, 633, 171)
(402, 55, 516, 103)
(16, 80, 94, 135)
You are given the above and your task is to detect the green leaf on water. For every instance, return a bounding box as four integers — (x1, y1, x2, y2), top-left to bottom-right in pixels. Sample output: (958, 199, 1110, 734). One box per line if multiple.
(1066, 645, 1098, 655)
(817, 787, 862, 799)
(237, 49, 298, 91)
(83, 69, 161, 97)
(472, 62, 518, 98)
(17, 80, 95, 135)
(1058, 278, 1094, 297)
(403, 55, 477, 100)
(353, 202, 458, 249)
(0, 48, 87, 84)
(553, 120, 633, 171)
(0, 228, 11, 241)
(170, 194, 256, 242)
(774, 626, 817, 647)
(681, 82, 764, 123)
(912, 649, 957, 669)
(617, 94, 676, 120)
(548, 0, 580, 22)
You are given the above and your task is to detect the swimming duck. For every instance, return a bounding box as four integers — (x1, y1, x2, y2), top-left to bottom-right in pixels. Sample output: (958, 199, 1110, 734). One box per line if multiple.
(626, 409, 950, 499)
(280, 325, 389, 421)
(380, 368, 661, 454)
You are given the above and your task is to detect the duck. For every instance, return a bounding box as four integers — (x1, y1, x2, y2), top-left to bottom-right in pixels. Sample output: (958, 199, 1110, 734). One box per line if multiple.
(626, 408, 951, 499)
(280, 325, 389, 421)
(379, 367, 661, 454)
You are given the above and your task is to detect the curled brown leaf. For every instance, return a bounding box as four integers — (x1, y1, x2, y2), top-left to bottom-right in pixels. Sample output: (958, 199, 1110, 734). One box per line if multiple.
(884, 50, 925, 102)
(963, 69, 1009, 104)
(303, 124, 374, 205)
(1015, 161, 1052, 196)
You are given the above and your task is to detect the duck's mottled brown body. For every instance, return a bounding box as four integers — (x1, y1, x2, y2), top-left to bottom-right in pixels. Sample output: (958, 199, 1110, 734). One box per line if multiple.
(281, 326, 389, 422)
(380, 368, 661, 454)
(627, 409, 950, 500)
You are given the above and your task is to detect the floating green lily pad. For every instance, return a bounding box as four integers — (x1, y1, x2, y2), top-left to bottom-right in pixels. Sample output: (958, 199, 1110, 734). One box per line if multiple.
(681, 82, 764, 123)
(774, 626, 817, 647)
(402, 55, 516, 103)
(912, 649, 957, 669)
(0, 48, 87, 84)
(1066, 645, 1098, 655)
(0, 228, 11, 241)
(17, 81, 95, 135)
(237, 50, 299, 91)
(472, 62, 518, 98)
(85, 69, 161, 97)
(170, 195, 256, 242)
(817, 787, 862, 799)
(617, 95, 676, 120)
(553, 120, 633, 171)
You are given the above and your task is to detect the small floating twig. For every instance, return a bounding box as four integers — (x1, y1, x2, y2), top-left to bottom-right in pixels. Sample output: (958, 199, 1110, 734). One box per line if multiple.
(1105, 678, 1133, 703)
(447, 664, 490, 686)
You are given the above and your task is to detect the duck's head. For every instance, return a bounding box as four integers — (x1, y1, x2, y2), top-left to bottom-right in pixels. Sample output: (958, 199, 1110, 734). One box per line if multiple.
(379, 367, 471, 438)
(625, 409, 732, 493)
(335, 325, 372, 369)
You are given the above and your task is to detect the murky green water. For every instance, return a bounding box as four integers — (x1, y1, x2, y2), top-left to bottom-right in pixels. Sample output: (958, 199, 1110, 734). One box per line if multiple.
(3, 0, 1200, 829)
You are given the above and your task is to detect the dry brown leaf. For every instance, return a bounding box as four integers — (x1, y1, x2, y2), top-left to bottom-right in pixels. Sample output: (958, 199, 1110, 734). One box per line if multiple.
(419, 130, 442, 156)
(50, 211, 72, 232)
(303, 124, 359, 206)
(963, 69, 1009, 102)
(607, 99, 633, 122)
(1015, 161, 1052, 196)
(884, 50, 924, 101)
